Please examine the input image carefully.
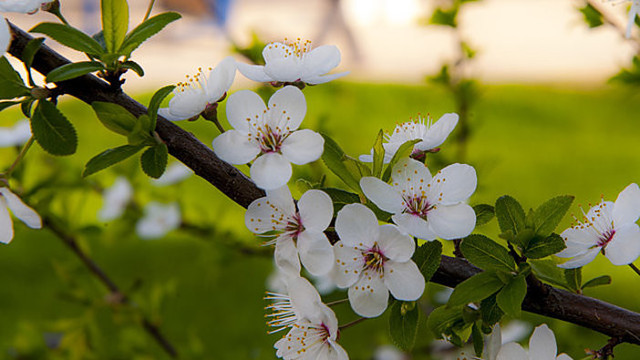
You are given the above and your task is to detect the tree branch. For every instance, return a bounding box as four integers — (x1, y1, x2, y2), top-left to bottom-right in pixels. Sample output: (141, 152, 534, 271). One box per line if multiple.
(9, 23, 640, 347)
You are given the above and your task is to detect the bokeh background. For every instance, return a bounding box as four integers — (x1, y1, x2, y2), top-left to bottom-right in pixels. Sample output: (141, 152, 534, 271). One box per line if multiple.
(1, 0, 640, 359)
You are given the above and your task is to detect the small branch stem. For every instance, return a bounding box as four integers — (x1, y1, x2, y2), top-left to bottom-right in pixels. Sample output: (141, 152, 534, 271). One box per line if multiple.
(326, 298, 349, 307)
(338, 317, 367, 331)
(629, 263, 640, 277)
(4, 137, 34, 177)
(143, 0, 157, 22)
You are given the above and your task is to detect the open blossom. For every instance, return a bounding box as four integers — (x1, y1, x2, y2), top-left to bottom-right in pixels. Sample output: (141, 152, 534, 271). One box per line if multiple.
(360, 114, 458, 163)
(98, 176, 133, 222)
(0, 119, 31, 147)
(135, 202, 181, 239)
(237, 38, 348, 85)
(245, 186, 334, 276)
(479, 324, 572, 360)
(0, 1, 54, 57)
(158, 56, 236, 121)
(0, 187, 41, 244)
(212, 85, 324, 190)
(360, 158, 477, 241)
(557, 183, 640, 268)
(267, 276, 349, 360)
(331, 203, 425, 318)
(151, 162, 193, 186)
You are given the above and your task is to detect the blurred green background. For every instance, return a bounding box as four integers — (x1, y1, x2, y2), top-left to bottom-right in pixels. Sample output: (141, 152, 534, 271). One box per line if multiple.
(1, 81, 640, 359)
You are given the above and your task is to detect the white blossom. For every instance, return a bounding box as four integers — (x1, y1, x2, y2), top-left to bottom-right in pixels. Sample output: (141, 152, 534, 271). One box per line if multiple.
(212, 86, 324, 190)
(237, 38, 348, 85)
(245, 186, 334, 276)
(0, 187, 41, 244)
(98, 176, 133, 222)
(331, 203, 425, 318)
(136, 202, 181, 239)
(158, 56, 236, 121)
(360, 158, 477, 241)
(151, 162, 193, 186)
(480, 324, 573, 360)
(360, 114, 458, 163)
(0, 119, 31, 147)
(557, 183, 640, 268)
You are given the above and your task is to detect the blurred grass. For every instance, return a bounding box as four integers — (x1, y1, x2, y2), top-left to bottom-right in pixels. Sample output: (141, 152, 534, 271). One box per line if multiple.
(1, 82, 640, 359)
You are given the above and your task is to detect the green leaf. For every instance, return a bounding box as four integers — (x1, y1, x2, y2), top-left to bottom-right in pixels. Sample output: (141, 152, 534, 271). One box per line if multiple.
(430, 7, 458, 27)
(140, 143, 168, 178)
(381, 139, 420, 182)
(320, 133, 361, 192)
(21, 37, 45, 76)
(480, 294, 504, 326)
(320, 187, 359, 213)
(523, 233, 566, 259)
(512, 228, 535, 249)
(92, 101, 137, 135)
(0, 101, 21, 112)
(372, 129, 385, 178)
(21, 99, 35, 117)
(427, 305, 464, 338)
(564, 268, 582, 293)
(389, 301, 420, 351)
(30, 23, 104, 55)
(460, 235, 516, 272)
(529, 259, 568, 289)
(495, 195, 526, 235)
(582, 275, 612, 290)
(579, 4, 604, 28)
(472, 323, 484, 357)
(83, 144, 144, 177)
(102, 0, 130, 53)
(447, 271, 505, 308)
(413, 240, 442, 282)
(46, 61, 105, 83)
(473, 204, 495, 226)
(119, 12, 181, 56)
(532, 195, 574, 237)
(0, 57, 29, 100)
(148, 85, 175, 129)
(31, 100, 78, 156)
(121, 60, 144, 77)
(496, 275, 526, 317)
(127, 115, 155, 146)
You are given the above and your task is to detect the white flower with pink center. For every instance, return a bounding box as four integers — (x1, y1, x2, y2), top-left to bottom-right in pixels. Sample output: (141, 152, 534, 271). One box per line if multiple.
(267, 276, 349, 360)
(331, 203, 425, 318)
(482, 324, 573, 360)
(237, 38, 348, 85)
(245, 186, 334, 276)
(0, 187, 41, 244)
(359, 113, 458, 163)
(360, 158, 477, 241)
(557, 183, 640, 268)
(212, 85, 324, 190)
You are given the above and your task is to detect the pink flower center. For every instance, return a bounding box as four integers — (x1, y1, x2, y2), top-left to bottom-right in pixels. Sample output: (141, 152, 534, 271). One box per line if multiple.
(284, 213, 304, 240)
(255, 124, 288, 153)
(363, 243, 386, 273)
(597, 229, 616, 248)
(403, 194, 433, 219)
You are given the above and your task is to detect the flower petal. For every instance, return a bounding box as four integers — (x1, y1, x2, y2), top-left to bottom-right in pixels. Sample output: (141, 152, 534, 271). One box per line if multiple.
(384, 260, 425, 301)
(428, 163, 477, 205)
(166, 89, 207, 120)
(287, 276, 323, 319)
(298, 230, 334, 276)
(604, 223, 640, 266)
(245, 195, 289, 234)
(331, 241, 362, 287)
(302, 45, 341, 78)
(304, 71, 350, 85)
(377, 224, 415, 262)
(415, 113, 458, 150)
(265, 57, 303, 82)
(212, 129, 260, 164)
(427, 203, 476, 240)
(485, 325, 502, 360)
(348, 271, 389, 317)
(0, 187, 41, 229)
(0, 199, 14, 244)
(392, 213, 436, 241)
(335, 203, 379, 248)
(268, 85, 307, 131)
(613, 183, 640, 226)
(250, 152, 292, 190)
(496, 342, 528, 360)
(327, 342, 349, 360)
(157, 107, 189, 121)
(204, 56, 236, 101)
(529, 324, 558, 360)
(557, 247, 600, 269)
(226, 89, 266, 131)
(236, 62, 272, 82)
(0, 18, 10, 58)
(265, 185, 296, 216)
(391, 157, 432, 192)
(281, 129, 324, 165)
(360, 177, 404, 214)
(299, 190, 333, 232)
(557, 354, 574, 360)
(275, 237, 301, 275)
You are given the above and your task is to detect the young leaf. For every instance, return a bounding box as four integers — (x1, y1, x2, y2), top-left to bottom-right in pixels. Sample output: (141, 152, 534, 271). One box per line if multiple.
(582, 275, 612, 290)
(523, 233, 566, 259)
(140, 143, 168, 178)
(533, 195, 574, 237)
(495, 195, 526, 235)
(31, 100, 78, 156)
(413, 240, 443, 282)
(472, 322, 484, 357)
(480, 294, 504, 326)
(46, 61, 105, 83)
(83, 144, 144, 177)
(102, 0, 129, 53)
(91, 101, 137, 135)
(0, 57, 29, 100)
(320, 187, 359, 213)
(460, 235, 516, 273)
(372, 129, 385, 178)
(119, 12, 181, 56)
(389, 301, 420, 351)
(21, 37, 45, 85)
(121, 60, 144, 76)
(30, 23, 104, 55)
(496, 275, 526, 317)
(579, 4, 604, 28)
(127, 115, 155, 146)
(148, 85, 175, 129)
(564, 268, 582, 293)
(430, 7, 458, 27)
(320, 133, 361, 192)
(381, 139, 420, 182)
(473, 204, 495, 226)
(447, 271, 505, 308)
(427, 305, 464, 337)
(529, 259, 568, 289)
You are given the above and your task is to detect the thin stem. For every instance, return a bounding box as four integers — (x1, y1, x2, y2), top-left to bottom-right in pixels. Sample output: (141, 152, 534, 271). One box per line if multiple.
(326, 298, 349, 307)
(143, 0, 157, 22)
(629, 263, 640, 277)
(5, 137, 34, 177)
(338, 317, 367, 331)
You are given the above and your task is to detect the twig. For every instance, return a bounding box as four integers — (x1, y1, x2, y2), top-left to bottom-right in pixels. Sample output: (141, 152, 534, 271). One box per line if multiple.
(629, 263, 640, 276)
(338, 317, 367, 330)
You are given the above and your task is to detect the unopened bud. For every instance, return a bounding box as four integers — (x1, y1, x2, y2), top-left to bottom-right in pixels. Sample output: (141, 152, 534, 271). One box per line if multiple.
(201, 102, 219, 122)
(42, 0, 60, 14)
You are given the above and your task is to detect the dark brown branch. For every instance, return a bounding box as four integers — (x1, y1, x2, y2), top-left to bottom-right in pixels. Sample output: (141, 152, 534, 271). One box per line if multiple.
(9, 23, 640, 347)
